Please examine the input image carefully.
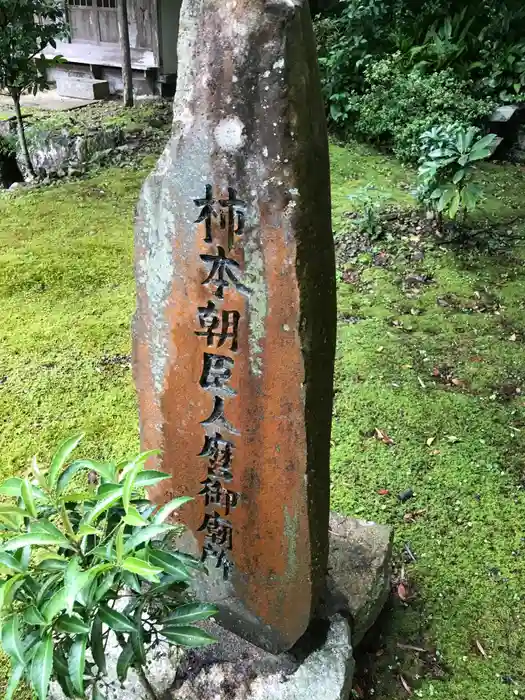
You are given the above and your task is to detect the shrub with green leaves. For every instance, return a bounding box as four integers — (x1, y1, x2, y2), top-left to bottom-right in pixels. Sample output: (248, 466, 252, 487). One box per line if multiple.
(416, 124, 501, 221)
(314, 0, 524, 141)
(349, 55, 495, 162)
(0, 435, 217, 700)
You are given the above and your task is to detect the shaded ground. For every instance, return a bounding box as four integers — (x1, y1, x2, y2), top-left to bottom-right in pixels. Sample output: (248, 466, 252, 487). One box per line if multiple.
(0, 137, 524, 698)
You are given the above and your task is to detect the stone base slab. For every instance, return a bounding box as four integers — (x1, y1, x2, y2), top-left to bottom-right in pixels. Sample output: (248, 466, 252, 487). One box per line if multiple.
(172, 615, 354, 700)
(50, 513, 392, 700)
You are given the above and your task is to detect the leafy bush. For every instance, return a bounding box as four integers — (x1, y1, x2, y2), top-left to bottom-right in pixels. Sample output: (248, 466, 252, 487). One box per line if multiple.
(349, 55, 495, 162)
(0, 435, 217, 700)
(477, 40, 525, 104)
(416, 124, 501, 221)
(314, 0, 525, 147)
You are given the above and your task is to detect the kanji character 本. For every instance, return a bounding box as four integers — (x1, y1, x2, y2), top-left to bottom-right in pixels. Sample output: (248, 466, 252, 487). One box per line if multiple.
(200, 396, 239, 435)
(199, 511, 233, 549)
(195, 301, 240, 351)
(200, 247, 250, 299)
(200, 353, 236, 397)
(202, 541, 233, 580)
(219, 187, 246, 250)
(199, 478, 239, 515)
(194, 184, 217, 244)
(199, 432, 235, 481)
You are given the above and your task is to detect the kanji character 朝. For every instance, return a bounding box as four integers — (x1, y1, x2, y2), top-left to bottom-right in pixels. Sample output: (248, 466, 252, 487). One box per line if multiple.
(195, 301, 240, 351)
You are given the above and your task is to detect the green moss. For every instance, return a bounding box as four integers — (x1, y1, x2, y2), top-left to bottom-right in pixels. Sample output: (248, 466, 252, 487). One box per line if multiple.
(0, 162, 156, 697)
(1, 142, 524, 698)
(22, 100, 172, 139)
(332, 143, 525, 699)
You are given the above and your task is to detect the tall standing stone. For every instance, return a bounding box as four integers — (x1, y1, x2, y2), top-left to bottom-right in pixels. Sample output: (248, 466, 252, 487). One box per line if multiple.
(133, 0, 336, 653)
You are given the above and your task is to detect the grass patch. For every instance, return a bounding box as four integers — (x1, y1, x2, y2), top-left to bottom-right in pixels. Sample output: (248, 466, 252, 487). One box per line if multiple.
(0, 144, 524, 698)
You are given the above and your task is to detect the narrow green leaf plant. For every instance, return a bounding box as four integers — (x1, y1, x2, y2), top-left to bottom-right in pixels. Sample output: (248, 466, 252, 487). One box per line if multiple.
(0, 434, 218, 700)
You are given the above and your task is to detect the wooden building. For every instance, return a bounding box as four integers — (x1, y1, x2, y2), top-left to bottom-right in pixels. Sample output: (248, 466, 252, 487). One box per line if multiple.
(45, 0, 182, 98)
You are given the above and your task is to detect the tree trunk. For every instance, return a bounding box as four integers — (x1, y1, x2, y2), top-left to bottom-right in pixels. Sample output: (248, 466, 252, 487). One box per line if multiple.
(12, 91, 34, 178)
(118, 0, 134, 107)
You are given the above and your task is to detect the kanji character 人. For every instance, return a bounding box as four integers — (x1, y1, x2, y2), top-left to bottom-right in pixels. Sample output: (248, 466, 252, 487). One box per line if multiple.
(200, 396, 239, 435)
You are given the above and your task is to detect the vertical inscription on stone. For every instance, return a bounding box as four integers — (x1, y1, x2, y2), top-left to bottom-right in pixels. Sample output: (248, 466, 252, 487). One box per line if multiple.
(193, 185, 246, 579)
(133, 0, 336, 654)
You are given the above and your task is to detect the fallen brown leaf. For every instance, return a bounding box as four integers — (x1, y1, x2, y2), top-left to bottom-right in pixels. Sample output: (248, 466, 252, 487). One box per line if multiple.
(378, 489, 390, 495)
(400, 674, 413, 695)
(403, 509, 426, 523)
(352, 684, 364, 699)
(432, 367, 441, 377)
(375, 428, 394, 445)
(475, 640, 487, 658)
(397, 582, 410, 601)
(397, 643, 428, 653)
(451, 378, 465, 387)
(426, 436, 436, 446)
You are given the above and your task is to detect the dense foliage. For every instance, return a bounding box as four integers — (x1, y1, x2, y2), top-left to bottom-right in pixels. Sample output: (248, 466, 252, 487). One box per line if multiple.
(315, 0, 525, 160)
(347, 55, 493, 162)
(0, 435, 216, 700)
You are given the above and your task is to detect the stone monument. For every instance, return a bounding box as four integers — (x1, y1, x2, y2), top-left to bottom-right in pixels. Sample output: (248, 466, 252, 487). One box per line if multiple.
(133, 0, 336, 655)
(132, 0, 394, 696)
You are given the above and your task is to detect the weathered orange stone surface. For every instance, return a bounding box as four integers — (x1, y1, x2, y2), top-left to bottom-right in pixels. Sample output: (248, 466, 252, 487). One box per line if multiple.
(133, 0, 336, 653)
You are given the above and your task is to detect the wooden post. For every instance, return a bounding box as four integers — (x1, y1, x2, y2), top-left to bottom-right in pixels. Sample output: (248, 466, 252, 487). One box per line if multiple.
(118, 0, 133, 107)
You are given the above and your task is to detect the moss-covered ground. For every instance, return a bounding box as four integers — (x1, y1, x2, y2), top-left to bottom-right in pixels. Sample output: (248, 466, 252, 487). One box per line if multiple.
(0, 140, 524, 698)
(331, 142, 525, 700)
